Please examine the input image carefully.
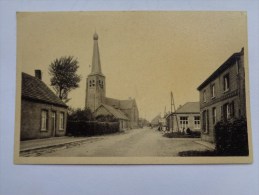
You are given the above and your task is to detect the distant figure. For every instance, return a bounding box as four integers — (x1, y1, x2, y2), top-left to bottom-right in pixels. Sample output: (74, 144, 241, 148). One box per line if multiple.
(186, 128, 191, 135)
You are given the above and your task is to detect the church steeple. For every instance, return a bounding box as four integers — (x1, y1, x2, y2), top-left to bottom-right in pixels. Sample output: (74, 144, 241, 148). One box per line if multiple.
(91, 32, 103, 75)
(85, 32, 106, 111)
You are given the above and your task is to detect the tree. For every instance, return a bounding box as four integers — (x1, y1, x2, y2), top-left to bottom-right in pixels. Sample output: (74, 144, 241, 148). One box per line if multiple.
(68, 108, 93, 121)
(49, 56, 81, 102)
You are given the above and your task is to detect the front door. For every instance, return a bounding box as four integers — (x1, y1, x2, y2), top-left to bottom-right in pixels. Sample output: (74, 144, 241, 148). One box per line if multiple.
(51, 111, 57, 136)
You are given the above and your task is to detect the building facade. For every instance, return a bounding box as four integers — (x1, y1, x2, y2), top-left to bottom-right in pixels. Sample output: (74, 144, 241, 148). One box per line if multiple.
(21, 71, 68, 140)
(197, 48, 246, 142)
(166, 102, 201, 133)
(85, 32, 139, 129)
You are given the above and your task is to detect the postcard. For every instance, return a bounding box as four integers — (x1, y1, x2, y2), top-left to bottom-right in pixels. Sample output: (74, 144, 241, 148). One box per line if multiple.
(14, 11, 252, 164)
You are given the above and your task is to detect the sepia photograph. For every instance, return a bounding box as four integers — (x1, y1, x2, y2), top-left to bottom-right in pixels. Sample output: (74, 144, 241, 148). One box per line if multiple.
(14, 11, 252, 164)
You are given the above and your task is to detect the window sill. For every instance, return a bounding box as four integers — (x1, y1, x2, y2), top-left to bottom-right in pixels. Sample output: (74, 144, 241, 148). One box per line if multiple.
(211, 96, 216, 100)
(223, 89, 230, 93)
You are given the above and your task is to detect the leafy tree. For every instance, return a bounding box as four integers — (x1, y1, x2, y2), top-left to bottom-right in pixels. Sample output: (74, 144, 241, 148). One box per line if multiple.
(49, 56, 81, 102)
(68, 108, 93, 121)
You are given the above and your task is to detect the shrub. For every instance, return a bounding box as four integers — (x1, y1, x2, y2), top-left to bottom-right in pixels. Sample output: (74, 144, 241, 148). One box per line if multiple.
(68, 108, 93, 121)
(214, 118, 248, 156)
(67, 121, 120, 136)
(95, 114, 119, 122)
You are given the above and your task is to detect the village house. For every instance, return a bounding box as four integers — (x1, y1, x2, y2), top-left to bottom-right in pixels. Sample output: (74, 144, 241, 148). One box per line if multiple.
(150, 114, 162, 128)
(21, 70, 68, 140)
(85, 32, 139, 129)
(197, 48, 246, 142)
(166, 102, 201, 133)
(93, 104, 129, 130)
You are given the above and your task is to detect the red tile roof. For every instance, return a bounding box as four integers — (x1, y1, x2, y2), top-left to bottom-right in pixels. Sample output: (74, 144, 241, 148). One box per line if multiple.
(22, 72, 67, 107)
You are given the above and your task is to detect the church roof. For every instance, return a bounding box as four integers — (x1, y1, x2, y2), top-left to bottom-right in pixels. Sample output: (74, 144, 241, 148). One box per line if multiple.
(105, 97, 120, 108)
(105, 97, 136, 110)
(22, 72, 67, 108)
(95, 104, 129, 120)
(90, 32, 103, 76)
(120, 99, 135, 109)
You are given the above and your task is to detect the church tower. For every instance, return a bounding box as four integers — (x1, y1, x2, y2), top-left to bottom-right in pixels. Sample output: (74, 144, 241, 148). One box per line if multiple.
(85, 32, 106, 112)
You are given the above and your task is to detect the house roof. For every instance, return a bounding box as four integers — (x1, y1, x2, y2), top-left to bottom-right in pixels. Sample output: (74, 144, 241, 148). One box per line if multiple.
(151, 114, 162, 124)
(165, 102, 200, 119)
(95, 104, 129, 120)
(197, 48, 244, 91)
(22, 72, 67, 107)
(175, 102, 200, 113)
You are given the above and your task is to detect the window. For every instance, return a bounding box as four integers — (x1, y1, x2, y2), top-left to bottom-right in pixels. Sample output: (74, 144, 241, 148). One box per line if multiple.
(212, 107, 217, 124)
(41, 110, 48, 131)
(179, 116, 188, 130)
(59, 112, 65, 130)
(202, 110, 209, 133)
(211, 84, 215, 98)
(194, 116, 200, 129)
(223, 102, 235, 120)
(223, 103, 230, 120)
(203, 90, 206, 103)
(223, 74, 230, 92)
(92, 80, 95, 87)
(89, 80, 92, 87)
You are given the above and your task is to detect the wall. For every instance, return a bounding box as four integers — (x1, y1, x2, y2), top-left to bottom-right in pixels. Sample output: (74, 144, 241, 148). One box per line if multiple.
(21, 99, 67, 140)
(167, 113, 200, 132)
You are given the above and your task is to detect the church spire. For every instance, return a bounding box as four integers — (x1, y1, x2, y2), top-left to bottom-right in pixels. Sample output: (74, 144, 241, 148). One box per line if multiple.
(91, 32, 103, 75)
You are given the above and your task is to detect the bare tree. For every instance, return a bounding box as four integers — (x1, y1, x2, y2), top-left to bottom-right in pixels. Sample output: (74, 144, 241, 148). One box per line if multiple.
(49, 56, 81, 102)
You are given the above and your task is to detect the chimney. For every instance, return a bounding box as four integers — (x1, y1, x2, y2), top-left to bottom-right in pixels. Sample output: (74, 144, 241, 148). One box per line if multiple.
(35, 70, 42, 80)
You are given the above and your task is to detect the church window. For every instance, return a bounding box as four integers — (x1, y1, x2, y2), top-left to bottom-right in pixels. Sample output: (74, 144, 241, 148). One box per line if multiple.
(89, 80, 92, 87)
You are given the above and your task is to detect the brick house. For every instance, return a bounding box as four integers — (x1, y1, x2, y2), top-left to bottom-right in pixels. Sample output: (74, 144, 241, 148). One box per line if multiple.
(21, 70, 68, 140)
(166, 102, 201, 133)
(197, 48, 246, 142)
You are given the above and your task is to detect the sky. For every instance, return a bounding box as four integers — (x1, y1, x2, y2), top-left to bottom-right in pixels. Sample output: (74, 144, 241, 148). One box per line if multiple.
(18, 11, 247, 121)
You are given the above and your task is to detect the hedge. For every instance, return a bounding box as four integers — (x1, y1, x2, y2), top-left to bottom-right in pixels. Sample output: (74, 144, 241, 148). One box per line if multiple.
(67, 121, 120, 136)
(214, 118, 249, 156)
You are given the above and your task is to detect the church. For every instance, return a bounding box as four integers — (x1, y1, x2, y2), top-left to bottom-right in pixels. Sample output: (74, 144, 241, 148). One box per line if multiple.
(85, 32, 139, 130)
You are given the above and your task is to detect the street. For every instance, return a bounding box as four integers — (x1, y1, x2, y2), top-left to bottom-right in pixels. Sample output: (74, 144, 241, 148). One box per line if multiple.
(38, 127, 211, 157)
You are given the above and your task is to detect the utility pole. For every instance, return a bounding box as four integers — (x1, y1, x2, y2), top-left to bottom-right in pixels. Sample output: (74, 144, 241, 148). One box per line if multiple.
(171, 91, 180, 132)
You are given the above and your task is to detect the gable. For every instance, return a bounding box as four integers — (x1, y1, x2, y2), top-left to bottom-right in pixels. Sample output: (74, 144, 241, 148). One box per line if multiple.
(94, 104, 129, 120)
